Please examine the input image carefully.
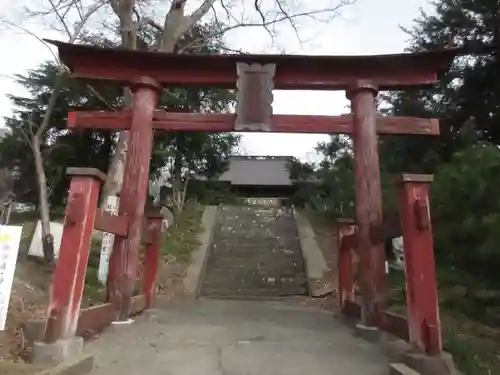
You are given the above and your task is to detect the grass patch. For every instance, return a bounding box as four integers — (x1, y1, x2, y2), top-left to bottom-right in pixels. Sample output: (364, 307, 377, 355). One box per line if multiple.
(387, 269, 406, 315)
(441, 312, 500, 375)
(386, 268, 500, 375)
(83, 267, 106, 303)
(161, 204, 203, 262)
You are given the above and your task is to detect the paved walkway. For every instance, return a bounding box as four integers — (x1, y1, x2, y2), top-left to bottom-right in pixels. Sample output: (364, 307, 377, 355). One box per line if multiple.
(85, 299, 389, 375)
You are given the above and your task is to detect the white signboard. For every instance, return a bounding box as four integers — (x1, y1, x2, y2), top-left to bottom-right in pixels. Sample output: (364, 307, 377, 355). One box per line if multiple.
(391, 236, 405, 270)
(98, 196, 119, 285)
(0, 225, 22, 330)
(28, 221, 64, 259)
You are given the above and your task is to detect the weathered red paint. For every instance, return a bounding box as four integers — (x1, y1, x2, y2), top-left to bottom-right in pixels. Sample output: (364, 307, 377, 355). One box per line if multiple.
(336, 219, 357, 311)
(107, 77, 161, 321)
(341, 300, 409, 342)
(75, 295, 148, 338)
(67, 111, 440, 136)
(44, 168, 104, 342)
(46, 39, 460, 90)
(94, 211, 129, 236)
(347, 81, 387, 327)
(398, 173, 442, 355)
(141, 211, 163, 308)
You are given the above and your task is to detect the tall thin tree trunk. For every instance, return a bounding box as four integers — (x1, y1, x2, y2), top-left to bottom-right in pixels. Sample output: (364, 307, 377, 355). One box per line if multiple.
(172, 151, 183, 217)
(31, 71, 65, 264)
(5, 202, 12, 225)
(32, 136, 54, 263)
(100, 0, 136, 206)
(101, 0, 188, 205)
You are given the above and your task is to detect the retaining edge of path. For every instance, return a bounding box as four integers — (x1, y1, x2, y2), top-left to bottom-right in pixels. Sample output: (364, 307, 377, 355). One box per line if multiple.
(293, 209, 332, 297)
(0, 354, 94, 375)
(182, 205, 219, 296)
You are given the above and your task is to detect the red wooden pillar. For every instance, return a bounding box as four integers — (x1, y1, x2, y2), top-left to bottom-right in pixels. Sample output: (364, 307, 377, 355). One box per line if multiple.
(346, 80, 387, 327)
(107, 77, 162, 321)
(141, 210, 163, 308)
(44, 168, 104, 342)
(336, 219, 356, 311)
(398, 174, 441, 355)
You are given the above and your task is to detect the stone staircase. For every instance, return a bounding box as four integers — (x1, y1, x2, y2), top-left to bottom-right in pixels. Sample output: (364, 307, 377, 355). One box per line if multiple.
(200, 204, 308, 298)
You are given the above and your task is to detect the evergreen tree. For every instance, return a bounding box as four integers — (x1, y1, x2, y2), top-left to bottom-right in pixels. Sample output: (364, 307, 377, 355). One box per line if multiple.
(381, 0, 500, 171)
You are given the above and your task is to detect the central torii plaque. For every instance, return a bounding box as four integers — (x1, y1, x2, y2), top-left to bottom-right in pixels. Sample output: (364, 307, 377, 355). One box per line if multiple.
(235, 62, 276, 132)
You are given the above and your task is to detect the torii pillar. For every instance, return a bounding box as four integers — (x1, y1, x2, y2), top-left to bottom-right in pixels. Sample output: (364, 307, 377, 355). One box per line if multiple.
(347, 80, 387, 328)
(107, 77, 162, 321)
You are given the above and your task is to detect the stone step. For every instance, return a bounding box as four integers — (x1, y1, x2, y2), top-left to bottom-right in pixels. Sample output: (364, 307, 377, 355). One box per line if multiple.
(202, 273, 308, 287)
(211, 243, 300, 249)
(211, 237, 299, 245)
(203, 268, 308, 279)
(207, 247, 302, 255)
(202, 280, 309, 291)
(201, 285, 309, 298)
(201, 280, 309, 291)
(206, 261, 305, 272)
(207, 257, 305, 265)
(217, 216, 277, 221)
(211, 238, 282, 245)
(206, 264, 304, 273)
(207, 248, 303, 257)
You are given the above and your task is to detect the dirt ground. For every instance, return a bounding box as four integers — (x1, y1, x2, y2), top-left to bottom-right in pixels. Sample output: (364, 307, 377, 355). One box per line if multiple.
(1, 250, 192, 364)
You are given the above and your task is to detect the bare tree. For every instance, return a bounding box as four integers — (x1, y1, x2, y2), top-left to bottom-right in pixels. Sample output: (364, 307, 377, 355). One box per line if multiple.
(0, 0, 108, 262)
(100, 0, 357, 212)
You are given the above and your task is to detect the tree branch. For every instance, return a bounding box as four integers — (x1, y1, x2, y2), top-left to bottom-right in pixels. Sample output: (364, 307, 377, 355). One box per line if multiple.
(177, 0, 218, 38)
(179, 4, 351, 54)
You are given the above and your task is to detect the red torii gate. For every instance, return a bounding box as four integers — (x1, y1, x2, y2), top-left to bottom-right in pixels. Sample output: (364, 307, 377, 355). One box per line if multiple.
(40, 39, 459, 361)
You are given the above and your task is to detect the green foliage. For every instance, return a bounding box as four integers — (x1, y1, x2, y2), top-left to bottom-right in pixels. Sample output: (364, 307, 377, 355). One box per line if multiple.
(83, 267, 106, 303)
(291, 135, 399, 219)
(290, 136, 357, 218)
(184, 181, 237, 205)
(381, 0, 500, 166)
(0, 62, 118, 207)
(431, 145, 500, 285)
(290, 1, 500, 373)
(161, 203, 203, 261)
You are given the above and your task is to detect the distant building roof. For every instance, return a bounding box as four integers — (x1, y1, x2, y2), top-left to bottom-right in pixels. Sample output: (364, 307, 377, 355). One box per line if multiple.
(218, 156, 293, 186)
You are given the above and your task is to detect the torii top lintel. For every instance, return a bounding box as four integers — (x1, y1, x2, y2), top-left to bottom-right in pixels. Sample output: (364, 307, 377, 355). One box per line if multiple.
(46, 39, 460, 91)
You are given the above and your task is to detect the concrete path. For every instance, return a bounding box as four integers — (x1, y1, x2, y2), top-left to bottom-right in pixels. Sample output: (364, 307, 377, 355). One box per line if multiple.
(85, 299, 389, 375)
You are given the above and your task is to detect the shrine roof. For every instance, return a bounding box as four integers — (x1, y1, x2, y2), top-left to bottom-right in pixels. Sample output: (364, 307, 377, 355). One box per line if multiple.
(46, 39, 463, 90)
(218, 156, 293, 187)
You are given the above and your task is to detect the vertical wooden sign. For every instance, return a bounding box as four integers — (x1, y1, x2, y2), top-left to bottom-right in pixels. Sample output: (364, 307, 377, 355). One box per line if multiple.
(235, 63, 275, 132)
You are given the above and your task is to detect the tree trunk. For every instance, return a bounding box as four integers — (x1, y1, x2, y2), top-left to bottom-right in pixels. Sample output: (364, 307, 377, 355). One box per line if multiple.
(100, 0, 187, 205)
(100, 132, 127, 206)
(30, 69, 65, 264)
(172, 151, 183, 217)
(100, 0, 136, 206)
(32, 136, 54, 263)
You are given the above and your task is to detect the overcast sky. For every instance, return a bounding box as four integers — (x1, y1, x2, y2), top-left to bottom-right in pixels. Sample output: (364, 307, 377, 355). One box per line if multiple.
(0, 0, 434, 162)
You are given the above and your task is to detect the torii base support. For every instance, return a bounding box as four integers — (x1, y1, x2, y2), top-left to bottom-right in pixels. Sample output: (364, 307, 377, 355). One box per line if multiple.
(107, 77, 161, 322)
(398, 174, 441, 356)
(33, 337, 85, 365)
(33, 168, 104, 365)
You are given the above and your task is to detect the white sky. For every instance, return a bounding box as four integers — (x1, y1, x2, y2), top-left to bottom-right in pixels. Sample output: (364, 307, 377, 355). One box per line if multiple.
(0, 0, 434, 162)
